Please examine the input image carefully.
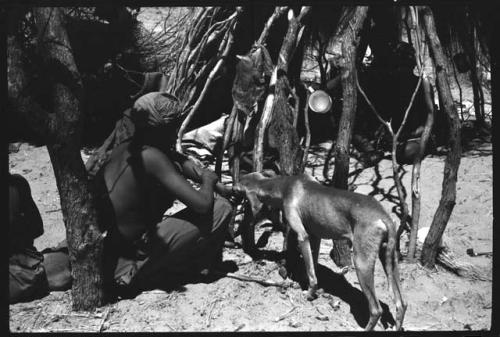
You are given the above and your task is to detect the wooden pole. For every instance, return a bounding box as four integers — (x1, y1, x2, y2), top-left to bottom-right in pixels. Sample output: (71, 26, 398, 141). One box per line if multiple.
(329, 6, 368, 267)
(420, 6, 462, 268)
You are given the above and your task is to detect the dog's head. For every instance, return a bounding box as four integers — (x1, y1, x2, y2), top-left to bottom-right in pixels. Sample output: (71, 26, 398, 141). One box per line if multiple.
(232, 170, 276, 218)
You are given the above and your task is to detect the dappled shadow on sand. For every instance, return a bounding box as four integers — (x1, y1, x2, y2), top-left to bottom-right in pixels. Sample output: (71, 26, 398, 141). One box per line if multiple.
(281, 261, 396, 330)
(314, 263, 396, 329)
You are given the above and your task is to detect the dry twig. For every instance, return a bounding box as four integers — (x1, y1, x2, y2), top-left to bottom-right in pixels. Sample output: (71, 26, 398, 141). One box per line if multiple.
(275, 306, 298, 322)
(211, 270, 291, 288)
(98, 307, 111, 332)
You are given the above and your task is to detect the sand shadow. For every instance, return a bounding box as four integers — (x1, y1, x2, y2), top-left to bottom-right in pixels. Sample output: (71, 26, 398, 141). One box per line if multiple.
(287, 263, 396, 330)
(245, 247, 285, 264)
(108, 260, 240, 303)
(248, 241, 397, 330)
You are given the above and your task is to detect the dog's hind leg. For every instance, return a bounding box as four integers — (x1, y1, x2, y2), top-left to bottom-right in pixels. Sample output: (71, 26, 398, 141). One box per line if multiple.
(353, 226, 384, 331)
(379, 240, 407, 330)
(284, 207, 318, 301)
(310, 234, 321, 268)
(391, 255, 407, 330)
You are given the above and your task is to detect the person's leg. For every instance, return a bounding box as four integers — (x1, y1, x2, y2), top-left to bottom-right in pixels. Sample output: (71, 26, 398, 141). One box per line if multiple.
(126, 219, 201, 292)
(128, 196, 233, 291)
(162, 195, 233, 271)
(190, 195, 233, 271)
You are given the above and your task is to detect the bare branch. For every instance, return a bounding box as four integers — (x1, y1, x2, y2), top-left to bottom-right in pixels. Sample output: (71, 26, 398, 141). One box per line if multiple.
(176, 26, 236, 152)
(395, 68, 424, 140)
(257, 6, 289, 45)
(357, 81, 392, 134)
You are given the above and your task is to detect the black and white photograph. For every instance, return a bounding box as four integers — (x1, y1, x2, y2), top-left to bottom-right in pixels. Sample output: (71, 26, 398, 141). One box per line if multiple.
(6, 3, 494, 333)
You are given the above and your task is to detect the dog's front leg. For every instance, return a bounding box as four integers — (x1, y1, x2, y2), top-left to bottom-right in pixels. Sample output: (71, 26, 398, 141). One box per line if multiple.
(284, 208, 318, 301)
(279, 221, 291, 279)
(240, 203, 257, 257)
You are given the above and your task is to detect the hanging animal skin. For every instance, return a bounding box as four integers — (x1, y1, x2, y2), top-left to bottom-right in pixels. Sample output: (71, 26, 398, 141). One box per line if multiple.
(232, 45, 273, 115)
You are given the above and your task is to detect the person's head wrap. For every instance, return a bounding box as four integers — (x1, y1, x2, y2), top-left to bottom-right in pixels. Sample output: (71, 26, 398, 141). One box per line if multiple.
(86, 92, 180, 178)
(129, 92, 181, 129)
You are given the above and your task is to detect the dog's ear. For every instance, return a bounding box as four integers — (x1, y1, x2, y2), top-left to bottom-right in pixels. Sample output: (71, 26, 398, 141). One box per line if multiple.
(246, 190, 264, 218)
(261, 169, 277, 178)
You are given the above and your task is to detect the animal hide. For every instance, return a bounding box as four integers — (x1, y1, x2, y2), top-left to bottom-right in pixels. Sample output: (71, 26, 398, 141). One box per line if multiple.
(232, 45, 273, 115)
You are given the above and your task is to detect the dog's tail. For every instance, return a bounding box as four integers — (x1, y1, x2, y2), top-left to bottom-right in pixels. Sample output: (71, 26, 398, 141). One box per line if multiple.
(383, 217, 397, 291)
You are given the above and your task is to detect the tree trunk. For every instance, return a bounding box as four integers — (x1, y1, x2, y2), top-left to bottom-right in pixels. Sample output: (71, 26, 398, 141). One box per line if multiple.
(32, 8, 105, 310)
(299, 89, 312, 173)
(8, 8, 105, 310)
(331, 42, 357, 189)
(329, 6, 368, 267)
(420, 6, 462, 268)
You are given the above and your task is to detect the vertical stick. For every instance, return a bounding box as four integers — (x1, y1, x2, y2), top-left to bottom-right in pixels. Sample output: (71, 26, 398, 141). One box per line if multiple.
(253, 68, 278, 173)
(300, 90, 311, 173)
(230, 111, 244, 183)
(216, 105, 238, 177)
(407, 79, 435, 261)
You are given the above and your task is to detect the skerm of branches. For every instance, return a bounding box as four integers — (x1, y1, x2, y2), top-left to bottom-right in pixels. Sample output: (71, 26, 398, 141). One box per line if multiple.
(175, 8, 243, 153)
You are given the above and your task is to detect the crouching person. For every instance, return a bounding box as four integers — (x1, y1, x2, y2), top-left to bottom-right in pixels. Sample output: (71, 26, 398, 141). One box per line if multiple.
(96, 92, 234, 299)
(9, 173, 49, 304)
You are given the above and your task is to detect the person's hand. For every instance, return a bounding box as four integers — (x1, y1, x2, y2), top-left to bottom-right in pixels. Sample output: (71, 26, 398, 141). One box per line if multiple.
(187, 155, 204, 169)
(200, 168, 218, 187)
(221, 183, 246, 204)
(191, 163, 204, 181)
(217, 183, 233, 198)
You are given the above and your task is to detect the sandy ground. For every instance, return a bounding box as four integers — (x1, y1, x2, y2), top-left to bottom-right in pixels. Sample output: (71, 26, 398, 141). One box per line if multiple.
(8, 136, 492, 332)
(8, 6, 493, 333)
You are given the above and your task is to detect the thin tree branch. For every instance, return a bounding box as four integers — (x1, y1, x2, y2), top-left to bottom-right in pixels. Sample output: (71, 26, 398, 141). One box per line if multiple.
(357, 81, 392, 131)
(257, 6, 289, 46)
(176, 26, 236, 152)
(395, 68, 424, 140)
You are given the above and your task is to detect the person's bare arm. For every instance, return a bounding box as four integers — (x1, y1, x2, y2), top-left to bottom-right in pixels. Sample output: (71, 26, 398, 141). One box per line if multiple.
(142, 148, 217, 214)
(173, 153, 233, 198)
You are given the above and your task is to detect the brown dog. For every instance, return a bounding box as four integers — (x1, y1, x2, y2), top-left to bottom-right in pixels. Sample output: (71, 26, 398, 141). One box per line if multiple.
(233, 172, 407, 331)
